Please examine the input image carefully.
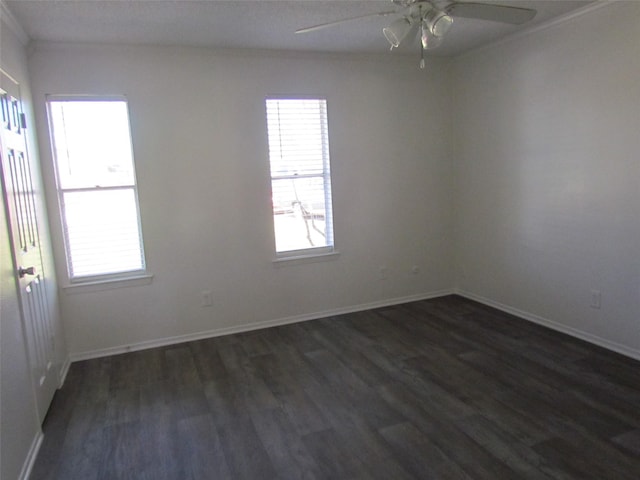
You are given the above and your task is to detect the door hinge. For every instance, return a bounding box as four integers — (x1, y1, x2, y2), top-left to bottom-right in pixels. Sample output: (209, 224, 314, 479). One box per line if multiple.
(20, 113, 27, 129)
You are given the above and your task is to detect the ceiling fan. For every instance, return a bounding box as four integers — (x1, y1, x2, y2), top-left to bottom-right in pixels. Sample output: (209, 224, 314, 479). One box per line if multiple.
(296, 1, 537, 69)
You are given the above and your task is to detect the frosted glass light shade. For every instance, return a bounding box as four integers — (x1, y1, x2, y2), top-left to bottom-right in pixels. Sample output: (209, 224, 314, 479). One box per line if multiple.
(425, 10, 453, 37)
(421, 24, 444, 49)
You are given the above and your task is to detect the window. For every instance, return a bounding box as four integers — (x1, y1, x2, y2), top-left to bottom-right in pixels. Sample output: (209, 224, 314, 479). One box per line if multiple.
(47, 96, 146, 281)
(265, 98, 334, 257)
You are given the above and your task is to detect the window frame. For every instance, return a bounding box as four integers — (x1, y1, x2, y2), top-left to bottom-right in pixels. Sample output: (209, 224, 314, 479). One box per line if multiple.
(46, 94, 149, 285)
(265, 95, 337, 261)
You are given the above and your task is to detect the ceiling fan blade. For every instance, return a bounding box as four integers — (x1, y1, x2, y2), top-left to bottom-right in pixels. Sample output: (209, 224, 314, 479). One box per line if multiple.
(446, 2, 536, 25)
(296, 10, 398, 34)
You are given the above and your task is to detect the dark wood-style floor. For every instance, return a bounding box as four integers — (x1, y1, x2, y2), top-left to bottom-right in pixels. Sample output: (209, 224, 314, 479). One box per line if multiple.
(32, 295, 640, 479)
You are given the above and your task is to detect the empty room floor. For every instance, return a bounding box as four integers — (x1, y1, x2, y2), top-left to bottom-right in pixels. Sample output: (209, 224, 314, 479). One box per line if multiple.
(31, 296, 640, 479)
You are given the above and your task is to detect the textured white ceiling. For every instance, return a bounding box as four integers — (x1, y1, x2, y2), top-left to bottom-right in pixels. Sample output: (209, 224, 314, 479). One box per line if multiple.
(5, 0, 594, 57)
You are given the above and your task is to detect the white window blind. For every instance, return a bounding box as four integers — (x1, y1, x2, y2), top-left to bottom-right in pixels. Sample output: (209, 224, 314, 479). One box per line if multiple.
(47, 97, 146, 280)
(265, 98, 334, 255)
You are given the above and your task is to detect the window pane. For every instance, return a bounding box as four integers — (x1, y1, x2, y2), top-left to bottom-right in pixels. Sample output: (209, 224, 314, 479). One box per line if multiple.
(266, 98, 334, 254)
(62, 189, 144, 277)
(48, 96, 146, 281)
(272, 176, 331, 252)
(49, 100, 135, 189)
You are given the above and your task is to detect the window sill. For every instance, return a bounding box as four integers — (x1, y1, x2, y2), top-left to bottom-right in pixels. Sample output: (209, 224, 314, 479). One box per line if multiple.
(273, 251, 340, 267)
(62, 273, 154, 294)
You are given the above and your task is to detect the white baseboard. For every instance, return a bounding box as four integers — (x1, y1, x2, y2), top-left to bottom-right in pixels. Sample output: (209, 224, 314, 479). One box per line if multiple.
(455, 289, 640, 361)
(58, 356, 71, 388)
(19, 430, 43, 480)
(70, 289, 454, 362)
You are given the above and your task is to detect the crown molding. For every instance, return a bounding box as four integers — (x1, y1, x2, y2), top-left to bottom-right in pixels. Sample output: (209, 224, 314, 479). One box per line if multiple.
(1, 1, 30, 46)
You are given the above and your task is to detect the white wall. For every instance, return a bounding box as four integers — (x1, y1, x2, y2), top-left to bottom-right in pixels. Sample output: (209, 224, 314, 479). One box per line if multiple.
(452, 2, 640, 356)
(28, 3, 640, 362)
(28, 44, 454, 357)
(1, 1, 635, 475)
(1, 10, 65, 478)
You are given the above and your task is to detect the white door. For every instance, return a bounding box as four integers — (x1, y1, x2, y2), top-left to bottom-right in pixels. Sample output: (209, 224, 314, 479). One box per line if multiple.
(0, 69, 58, 421)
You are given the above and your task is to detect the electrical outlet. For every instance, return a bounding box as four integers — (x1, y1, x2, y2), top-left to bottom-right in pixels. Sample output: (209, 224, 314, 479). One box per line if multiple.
(379, 266, 388, 280)
(201, 290, 213, 307)
(590, 290, 601, 309)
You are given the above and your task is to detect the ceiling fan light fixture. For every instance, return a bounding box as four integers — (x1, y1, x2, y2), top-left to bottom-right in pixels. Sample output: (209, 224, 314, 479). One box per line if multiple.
(424, 10, 453, 37)
(383, 16, 414, 48)
(421, 23, 443, 50)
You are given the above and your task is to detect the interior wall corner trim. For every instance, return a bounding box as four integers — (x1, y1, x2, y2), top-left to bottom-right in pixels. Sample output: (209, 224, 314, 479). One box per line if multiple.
(0, 1, 30, 46)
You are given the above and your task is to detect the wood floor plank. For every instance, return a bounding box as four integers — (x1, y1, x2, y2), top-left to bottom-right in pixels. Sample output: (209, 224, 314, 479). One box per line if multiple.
(134, 414, 181, 480)
(377, 382, 525, 480)
(464, 395, 553, 447)
(250, 407, 320, 480)
(532, 436, 636, 480)
(306, 318, 396, 388)
(176, 414, 230, 479)
(216, 415, 277, 479)
(98, 421, 157, 480)
(251, 359, 331, 436)
(379, 421, 474, 480)
(202, 376, 248, 426)
(454, 414, 560, 480)
(109, 349, 164, 390)
(236, 330, 273, 357)
(302, 378, 415, 479)
(303, 348, 406, 430)
(163, 346, 202, 387)
(301, 428, 371, 479)
(47, 401, 108, 480)
(188, 338, 229, 382)
(31, 295, 640, 479)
